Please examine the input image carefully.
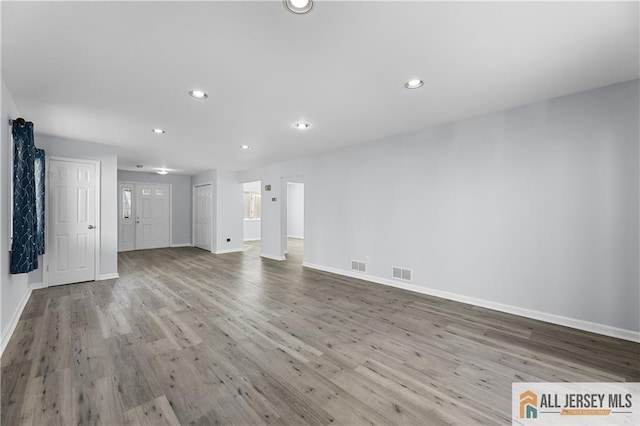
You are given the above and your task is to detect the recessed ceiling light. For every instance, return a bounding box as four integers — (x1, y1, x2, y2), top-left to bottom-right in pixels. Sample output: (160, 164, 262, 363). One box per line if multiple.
(152, 128, 165, 134)
(157, 169, 168, 175)
(241, 145, 251, 150)
(284, 0, 314, 14)
(405, 79, 424, 89)
(189, 90, 208, 99)
(294, 122, 310, 129)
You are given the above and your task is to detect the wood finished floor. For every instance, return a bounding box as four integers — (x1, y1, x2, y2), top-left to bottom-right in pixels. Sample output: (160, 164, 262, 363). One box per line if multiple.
(2, 239, 639, 425)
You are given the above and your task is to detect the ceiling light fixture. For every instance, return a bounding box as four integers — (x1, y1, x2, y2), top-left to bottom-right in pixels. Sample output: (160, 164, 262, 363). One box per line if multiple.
(241, 145, 251, 150)
(294, 122, 310, 129)
(152, 128, 165, 134)
(189, 90, 208, 99)
(157, 169, 168, 175)
(284, 0, 314, 14)
(405, 79, 424, 89)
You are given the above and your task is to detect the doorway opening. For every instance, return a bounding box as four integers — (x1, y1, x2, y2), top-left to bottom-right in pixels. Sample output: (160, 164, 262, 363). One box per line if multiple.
(243, 180, 262, 255)
(284, 181, 304, 263)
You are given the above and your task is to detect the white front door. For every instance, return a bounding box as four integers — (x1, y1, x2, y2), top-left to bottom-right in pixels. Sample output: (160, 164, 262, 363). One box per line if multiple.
(194, 184, 212, 251)
(48, 158, 97, 286)
(135, 184, 170, 250)
(118, 183, 135, 251)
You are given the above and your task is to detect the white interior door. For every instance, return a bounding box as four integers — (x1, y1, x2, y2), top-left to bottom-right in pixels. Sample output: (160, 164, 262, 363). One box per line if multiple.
(118, 183, 135, 252)
(135, 184, 170, 250)
(194, 184, 212, 251)
(48, 158, 97, 286)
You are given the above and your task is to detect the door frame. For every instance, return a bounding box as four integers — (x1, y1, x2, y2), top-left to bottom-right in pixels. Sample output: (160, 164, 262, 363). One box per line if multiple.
(280, 175, 304, 259)
(43, 156, 101, 287)
(117, 182, 135, 252)
(118, 181, 173, 251)
(192, 182, 214, 252)
(242, 180, 262, 244)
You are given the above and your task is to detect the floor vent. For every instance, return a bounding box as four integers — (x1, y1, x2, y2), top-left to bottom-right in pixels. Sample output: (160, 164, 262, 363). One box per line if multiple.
(392, 266, 412, 282)
(351, 260, 366, 273)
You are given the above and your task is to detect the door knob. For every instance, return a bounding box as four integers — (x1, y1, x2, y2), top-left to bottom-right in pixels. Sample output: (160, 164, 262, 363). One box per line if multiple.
(88, 225, 95, 229)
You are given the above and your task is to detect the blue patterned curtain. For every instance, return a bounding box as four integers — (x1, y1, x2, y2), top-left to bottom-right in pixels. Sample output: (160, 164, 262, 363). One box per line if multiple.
(10, 120, 40, 274)
(34, 149, 46, 255)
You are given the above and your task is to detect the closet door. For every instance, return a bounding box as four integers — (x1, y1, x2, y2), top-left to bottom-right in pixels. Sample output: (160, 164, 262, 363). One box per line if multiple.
(194, 184, 212, 251)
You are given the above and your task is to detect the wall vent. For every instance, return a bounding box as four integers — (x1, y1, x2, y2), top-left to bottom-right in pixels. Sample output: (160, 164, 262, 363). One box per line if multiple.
(392, 266, 412, 282)
(351, 260, 366, 273)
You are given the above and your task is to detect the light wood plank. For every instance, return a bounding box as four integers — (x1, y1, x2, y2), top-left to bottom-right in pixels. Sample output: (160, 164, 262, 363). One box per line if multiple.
(1, 239, 638, 425)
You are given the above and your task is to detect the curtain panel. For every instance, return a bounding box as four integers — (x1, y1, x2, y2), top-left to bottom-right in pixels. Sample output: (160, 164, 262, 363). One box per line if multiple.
(35, 149, 45, 255)
(10, 120, 45, 274)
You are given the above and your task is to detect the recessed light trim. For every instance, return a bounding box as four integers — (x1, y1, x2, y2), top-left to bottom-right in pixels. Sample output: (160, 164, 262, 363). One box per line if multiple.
(189, 90, 208, 99)
(241, 145, 251, 150)
(294, 122, 310, 129)
(152, 128, 165, 134)
(405, 79, 424, 89)
(157, 169, 168, 175)
(284, 0, 314, 14)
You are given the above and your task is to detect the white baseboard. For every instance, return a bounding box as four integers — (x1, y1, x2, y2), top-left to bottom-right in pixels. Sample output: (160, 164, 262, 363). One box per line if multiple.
(97, 273, 120, 281)
(30, 282, 48, 290)
(1, 282, 44, 356)
(213, 248, 244, 254)
(243, 238, 262, 242)
(287, 235, 304, 239)
(170, 243, 193, 248)
(302, 262, 640, 343)
(261, 253, 286, 261)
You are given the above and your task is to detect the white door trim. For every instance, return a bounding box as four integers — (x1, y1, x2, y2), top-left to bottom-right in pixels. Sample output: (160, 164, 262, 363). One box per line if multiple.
(44, 156, 101, 287)
(279, 175, 304, 259)
(193, 182, 213, 253)
(117, 182, 136, 252)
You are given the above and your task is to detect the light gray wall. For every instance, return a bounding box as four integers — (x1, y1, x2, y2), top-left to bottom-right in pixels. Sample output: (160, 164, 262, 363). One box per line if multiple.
(244, 219, 261, 241)
(36, 134, 119, 279)
(287, 183, 304, 238)
(1, 78, 31, 348)
(215, 170, 243, 252)
(192, 170, 215, 187)
(242, 164, 308, 259)
(243, 180, 261, 193)
(118, 170, 192, 245)
(241, 79, 640, 335)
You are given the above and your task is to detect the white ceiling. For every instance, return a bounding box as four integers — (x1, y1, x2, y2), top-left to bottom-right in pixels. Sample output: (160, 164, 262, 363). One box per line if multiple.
(2, 1, 638, 174)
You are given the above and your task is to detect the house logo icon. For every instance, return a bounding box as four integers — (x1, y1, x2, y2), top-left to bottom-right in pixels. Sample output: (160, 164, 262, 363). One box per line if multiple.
(520, 390, 538, 419)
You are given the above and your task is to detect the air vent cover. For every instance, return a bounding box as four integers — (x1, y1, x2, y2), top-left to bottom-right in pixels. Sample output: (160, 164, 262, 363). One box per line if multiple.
(392, 266, 412, 282)
(351, 260, 366, 273)
(392, 267, 402, 279)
